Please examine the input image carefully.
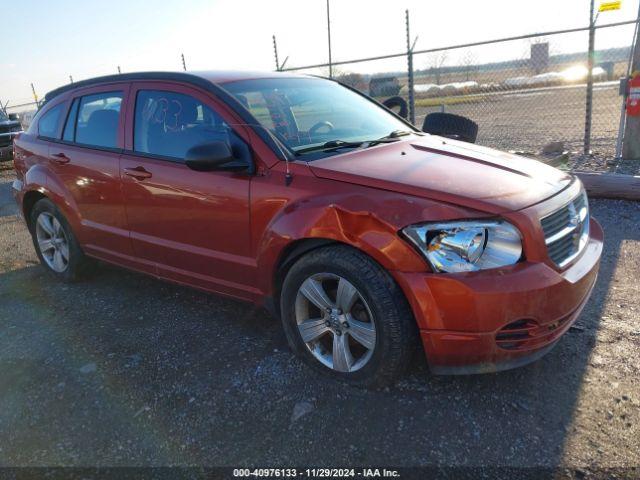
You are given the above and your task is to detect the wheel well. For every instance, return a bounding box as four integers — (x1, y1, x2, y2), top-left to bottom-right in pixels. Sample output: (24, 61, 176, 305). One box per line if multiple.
(270, 238, 338, 316)
(22, 191, 47, 230)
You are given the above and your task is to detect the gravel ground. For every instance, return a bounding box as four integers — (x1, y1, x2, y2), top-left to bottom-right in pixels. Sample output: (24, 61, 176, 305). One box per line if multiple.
(0, 166, 639, 474)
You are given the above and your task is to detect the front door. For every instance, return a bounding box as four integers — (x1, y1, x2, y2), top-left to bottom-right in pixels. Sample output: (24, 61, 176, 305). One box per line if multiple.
(120, 82, 258, 300)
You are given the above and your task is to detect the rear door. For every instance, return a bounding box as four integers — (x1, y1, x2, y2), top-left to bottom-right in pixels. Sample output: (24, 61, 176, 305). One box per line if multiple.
(120, 81, 257, 299)
(48, 84, 135, 262)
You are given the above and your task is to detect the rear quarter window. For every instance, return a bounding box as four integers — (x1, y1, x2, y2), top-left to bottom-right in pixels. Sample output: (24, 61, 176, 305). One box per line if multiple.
(37, 103, 65, 139)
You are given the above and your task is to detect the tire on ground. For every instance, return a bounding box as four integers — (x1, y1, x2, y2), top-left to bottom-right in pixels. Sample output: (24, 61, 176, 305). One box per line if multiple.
(29, 198, 93, 282)
(280, 244, 418, 388)
(382, 96, 409, 120)
(422, 112, 478, 143)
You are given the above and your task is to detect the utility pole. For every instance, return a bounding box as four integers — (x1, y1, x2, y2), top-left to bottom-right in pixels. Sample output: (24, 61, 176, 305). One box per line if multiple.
(583, 0, 596, 156)
(326, 0, 333, 78)
(181, 53, 187, 71)
(272, 35, 280, 71)
(622, 7, 640, 160)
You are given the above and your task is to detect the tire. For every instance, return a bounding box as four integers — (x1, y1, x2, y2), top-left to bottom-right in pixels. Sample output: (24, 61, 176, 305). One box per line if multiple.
(382, 96, 409, 119)
(29, 198, 92, 282)
(280, 245, 418, 388)
(422, 112, 478, 143)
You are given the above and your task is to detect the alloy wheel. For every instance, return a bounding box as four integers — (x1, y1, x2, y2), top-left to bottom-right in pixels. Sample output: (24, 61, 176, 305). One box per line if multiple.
(35, 212, 70, 273)
(295, 273, 377, 373)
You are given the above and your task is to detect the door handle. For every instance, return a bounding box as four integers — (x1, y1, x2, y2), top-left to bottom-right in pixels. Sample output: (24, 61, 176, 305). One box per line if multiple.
(50, 152, 70, 164)
(123, 167, 152, 180)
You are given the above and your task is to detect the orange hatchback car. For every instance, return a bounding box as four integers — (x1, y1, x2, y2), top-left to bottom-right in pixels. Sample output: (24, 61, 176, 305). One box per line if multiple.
(12, 71, 603, 386)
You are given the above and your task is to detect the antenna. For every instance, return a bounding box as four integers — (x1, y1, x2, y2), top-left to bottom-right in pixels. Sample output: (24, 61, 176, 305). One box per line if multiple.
(269, 130, 293, 185)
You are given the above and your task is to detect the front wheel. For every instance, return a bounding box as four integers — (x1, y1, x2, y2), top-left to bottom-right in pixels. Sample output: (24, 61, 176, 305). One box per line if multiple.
(280, 245, 418, 388)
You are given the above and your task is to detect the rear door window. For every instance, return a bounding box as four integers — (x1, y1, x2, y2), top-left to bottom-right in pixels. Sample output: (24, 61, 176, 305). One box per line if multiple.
(75, 92, 123, 148)
(38, 103, 64, 138)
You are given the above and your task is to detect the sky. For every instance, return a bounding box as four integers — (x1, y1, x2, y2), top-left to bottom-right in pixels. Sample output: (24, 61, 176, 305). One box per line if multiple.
(2, 0, 639, 106)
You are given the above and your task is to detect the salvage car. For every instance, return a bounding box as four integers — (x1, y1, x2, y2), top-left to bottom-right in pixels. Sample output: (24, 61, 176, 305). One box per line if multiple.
(12, 71, 603, 386)
(0, 109, 23, 161)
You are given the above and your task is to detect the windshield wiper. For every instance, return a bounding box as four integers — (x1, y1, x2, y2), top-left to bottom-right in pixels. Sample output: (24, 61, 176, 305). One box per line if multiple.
(366, 130, 413, 146)
(294, 140, 366, 155)
(294, 133, 411, 155)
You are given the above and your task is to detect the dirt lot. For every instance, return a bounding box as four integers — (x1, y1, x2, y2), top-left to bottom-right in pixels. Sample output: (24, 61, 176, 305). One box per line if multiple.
(0, 166, 639, 475)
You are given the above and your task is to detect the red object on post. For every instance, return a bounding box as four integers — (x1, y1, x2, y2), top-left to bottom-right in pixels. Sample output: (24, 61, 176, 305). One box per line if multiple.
(626, 73, 640, 117)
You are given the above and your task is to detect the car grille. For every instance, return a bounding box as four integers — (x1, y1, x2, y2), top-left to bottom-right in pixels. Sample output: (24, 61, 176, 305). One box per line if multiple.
(540, 189, 590, 268)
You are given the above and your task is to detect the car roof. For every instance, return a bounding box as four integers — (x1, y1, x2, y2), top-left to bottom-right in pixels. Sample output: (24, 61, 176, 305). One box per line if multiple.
(191, 70, 309, 84)
(42, 70, 310, 104)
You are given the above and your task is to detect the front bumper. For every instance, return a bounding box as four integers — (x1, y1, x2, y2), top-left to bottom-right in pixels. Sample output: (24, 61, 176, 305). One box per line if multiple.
(394, 218, 603, 375)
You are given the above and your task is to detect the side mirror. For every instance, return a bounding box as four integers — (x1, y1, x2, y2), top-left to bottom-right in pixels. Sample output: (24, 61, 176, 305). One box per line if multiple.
(185, 142, 239, 172)
(8, 113, 19, 121)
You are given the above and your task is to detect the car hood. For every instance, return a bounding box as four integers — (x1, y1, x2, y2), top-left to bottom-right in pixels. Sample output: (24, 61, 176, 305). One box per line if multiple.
(307, 136, 572, 214)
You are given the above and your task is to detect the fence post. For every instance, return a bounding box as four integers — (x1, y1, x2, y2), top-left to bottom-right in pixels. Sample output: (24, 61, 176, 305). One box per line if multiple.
(405, 9, 416, 125)
(622, 12, 640, 160)
(326, 0, 333, 78)
(583, 0, 596, 156)
(272, 35, 280, 71)
(30, 83, 39, 105)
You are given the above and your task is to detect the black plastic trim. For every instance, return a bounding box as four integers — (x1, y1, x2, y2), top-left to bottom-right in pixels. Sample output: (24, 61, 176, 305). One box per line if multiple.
(47, 138, 123, 155)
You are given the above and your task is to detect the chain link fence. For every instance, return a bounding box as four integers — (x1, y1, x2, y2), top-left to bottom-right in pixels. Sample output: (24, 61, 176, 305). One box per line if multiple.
(3, 101, 39, 129)
(283, 18, 639, 175)
(4, 17, 639, 175)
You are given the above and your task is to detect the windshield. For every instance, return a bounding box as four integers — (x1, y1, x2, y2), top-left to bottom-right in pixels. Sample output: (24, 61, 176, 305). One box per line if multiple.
(223, 77, 414, 157)
(0, 110, 8, 122)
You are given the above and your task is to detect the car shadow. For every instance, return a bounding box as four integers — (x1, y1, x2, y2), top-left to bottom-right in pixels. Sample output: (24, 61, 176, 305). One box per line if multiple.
(0, 199, 635, 470)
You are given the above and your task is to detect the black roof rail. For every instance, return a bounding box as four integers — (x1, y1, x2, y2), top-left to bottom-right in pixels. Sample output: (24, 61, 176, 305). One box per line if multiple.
(43, 71, 210, 104)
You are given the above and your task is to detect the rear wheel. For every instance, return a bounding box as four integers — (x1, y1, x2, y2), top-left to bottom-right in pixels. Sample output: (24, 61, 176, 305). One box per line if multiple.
(30, 198, 92, 282)
(280, 245, 417, 388)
